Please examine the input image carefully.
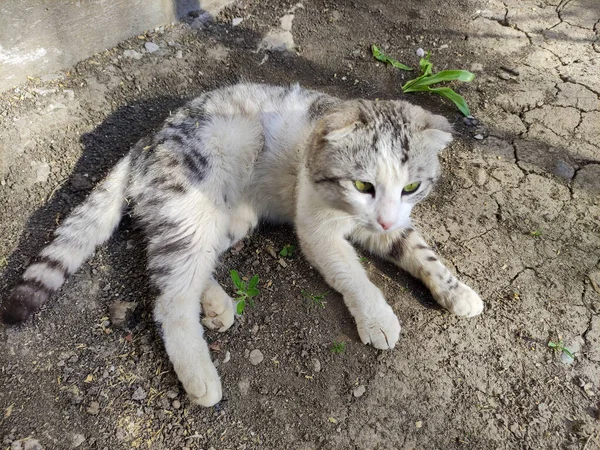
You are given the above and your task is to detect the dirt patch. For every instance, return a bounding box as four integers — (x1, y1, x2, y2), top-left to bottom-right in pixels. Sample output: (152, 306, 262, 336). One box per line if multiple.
(1, 0, 599, 449)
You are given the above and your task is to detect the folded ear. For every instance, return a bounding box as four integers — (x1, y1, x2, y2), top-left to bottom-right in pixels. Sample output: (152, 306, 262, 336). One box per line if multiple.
(320, 101, 366, 142)
(423, 113, 453, 152)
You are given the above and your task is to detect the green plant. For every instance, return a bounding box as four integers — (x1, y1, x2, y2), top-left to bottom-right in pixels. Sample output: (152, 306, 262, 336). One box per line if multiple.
(330, 342, 346, 354)
(230, 270, 260, 315)
(359, 256, 369, 263)
(371, 45, 475, 116)
(548, 340, 574, 359)
(531, 229, 543, 237)
(302, 290, 329, 308)
(279, 244, 296, 258)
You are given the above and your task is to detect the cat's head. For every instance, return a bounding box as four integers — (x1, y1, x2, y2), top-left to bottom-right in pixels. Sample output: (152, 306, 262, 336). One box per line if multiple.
(306, 99, 453, 233)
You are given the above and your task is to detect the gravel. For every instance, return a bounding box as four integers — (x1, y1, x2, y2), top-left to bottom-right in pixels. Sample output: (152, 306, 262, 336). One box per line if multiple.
(249, 349, 264, 365)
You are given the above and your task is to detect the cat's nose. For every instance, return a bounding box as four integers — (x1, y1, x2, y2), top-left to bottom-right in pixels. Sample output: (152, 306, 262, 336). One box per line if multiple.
(377, 218, 393, 230)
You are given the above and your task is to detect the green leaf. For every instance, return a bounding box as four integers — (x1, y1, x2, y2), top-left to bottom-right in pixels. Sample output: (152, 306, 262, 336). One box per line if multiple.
(429, 87, 471, 116)
(406, 70, 475, 87)
(230, 270, 243, 289)
(371, 44, 413, 71)
(418, 52, 433, 77)
(562, 348, 574, 359)
(248, 274, 260, 289)
(548, 341, 558, 348)
(247, 287, 259, 297)
(236, 299, 246, 315)
(279, 248, 288, 257)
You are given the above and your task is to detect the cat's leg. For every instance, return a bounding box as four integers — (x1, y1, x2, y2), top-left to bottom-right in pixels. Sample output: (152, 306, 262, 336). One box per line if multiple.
(353, 227, 484, 317)
(201, 278, 235, 332)
(296, 212, 401, 350)
(143, 198, 231, 407)
(200, 202, 259, 331)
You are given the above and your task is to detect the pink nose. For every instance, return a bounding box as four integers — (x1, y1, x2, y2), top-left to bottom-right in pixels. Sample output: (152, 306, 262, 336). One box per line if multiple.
(378, 218, 393, 230)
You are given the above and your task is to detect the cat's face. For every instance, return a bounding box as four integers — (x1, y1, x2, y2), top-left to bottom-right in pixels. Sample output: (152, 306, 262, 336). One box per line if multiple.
(307, 100, 453, 233)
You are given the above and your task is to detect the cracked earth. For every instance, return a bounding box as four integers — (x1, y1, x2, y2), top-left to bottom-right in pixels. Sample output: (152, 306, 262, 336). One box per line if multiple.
(1, 0, 599, 449)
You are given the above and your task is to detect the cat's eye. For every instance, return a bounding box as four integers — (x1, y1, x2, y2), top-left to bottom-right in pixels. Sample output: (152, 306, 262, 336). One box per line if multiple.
(402, 182, 421, 195)
(354, 180, 374, 194)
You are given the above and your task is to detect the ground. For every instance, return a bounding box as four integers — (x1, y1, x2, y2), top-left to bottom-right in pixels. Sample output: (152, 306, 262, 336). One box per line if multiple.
(1, 0, 599, 449)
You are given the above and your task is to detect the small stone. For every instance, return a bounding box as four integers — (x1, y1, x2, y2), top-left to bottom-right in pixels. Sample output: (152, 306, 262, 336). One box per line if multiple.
(416, 48, 425, 57)
(500, 66, 520, 76)
(312, 358, 321, 373)
(132, 386, 147, 401)
(476, 168, 488, 186)
(415, 420, 423, 428)
(552, 160, 575, 180)
(353, 385, 366, 398)
(588, 271, 600, 294)
(238, 378, 250, 396)
(69, 433, 85, 448)
(223, 351, 231, 363)
(560, 337, 584, 365)
(266, 246, 277, 258)
(145, 42, 159, 53)
(108, 301, 137, 329)
(473, 134, 484, 140)
(470, 62, 484, 72)
(438, 43, 448, 49)
(123, 49, 143, 60)
(249, 349, 264, 365)
(86, 401, 100, 415)
(232, 17, 243, 26)
(175, 50, 183, 59)
(278, 258, 288, 268)
(172, 400, 181, 409)
(166, 390, 178, 399)
(498, 72, 511, 80)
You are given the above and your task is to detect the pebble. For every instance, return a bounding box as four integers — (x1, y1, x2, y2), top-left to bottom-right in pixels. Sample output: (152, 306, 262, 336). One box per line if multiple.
(552, 160, 575, 180)
(86, 401, 100, 415)
(353, 385, 366, 398)
(123, 49, 143, 60)
(232, 17, 243, 26)
(473, 134, 484, 140)
(172, 400, 181, 409)
(278, 258, 288, 268)
(69, 434, 85, 449)
(144, 42, 159, 53)
(238, 378, 250, 396)
(561, 337, 584, 365)
(470, 62, 484, 72)
(249, 349, 264, 365)
(463, 115, 479, 127)
(498, 72, 511, 81)
(11, 439, 43, 450)
(415, 420, 423, 428)
(175, 50, 183, 59)
(311, 358, 321, 373)
(476, 168, 488, 186)
(132, 386, 147, 401)
(166, 390, 179, 399)
(500, 66, 520, 76)
(223, 351, 231, 363)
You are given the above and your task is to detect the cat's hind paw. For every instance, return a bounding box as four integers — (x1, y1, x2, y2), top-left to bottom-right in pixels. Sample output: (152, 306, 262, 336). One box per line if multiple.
(439, 282, 484, 318)
(201, 281, 235, 332)
(355, 301, 401, 350)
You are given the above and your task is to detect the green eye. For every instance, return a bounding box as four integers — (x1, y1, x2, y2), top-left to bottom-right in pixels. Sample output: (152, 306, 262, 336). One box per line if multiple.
(402, 182, 421, 194)
(354, 181, 374, 193)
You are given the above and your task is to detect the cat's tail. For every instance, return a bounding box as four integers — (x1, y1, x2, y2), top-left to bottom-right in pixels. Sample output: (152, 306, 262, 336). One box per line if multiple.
(1, 153, 133, 324)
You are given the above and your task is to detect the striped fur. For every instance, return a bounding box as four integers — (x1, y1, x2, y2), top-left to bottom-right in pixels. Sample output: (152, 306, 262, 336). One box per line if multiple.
(2, 83, 483, 406)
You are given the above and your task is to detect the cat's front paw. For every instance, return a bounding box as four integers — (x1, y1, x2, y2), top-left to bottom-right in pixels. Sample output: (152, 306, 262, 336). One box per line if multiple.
(438, 282, 484, 318)
(201, 282, 235, 332)
(178, 351, 223, 407)
(355, 301, 401, 350)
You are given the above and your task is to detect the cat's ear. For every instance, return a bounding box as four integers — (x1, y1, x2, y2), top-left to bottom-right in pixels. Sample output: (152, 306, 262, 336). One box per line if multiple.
(322, 102, 366, 142)
(423, 114, 453, 152)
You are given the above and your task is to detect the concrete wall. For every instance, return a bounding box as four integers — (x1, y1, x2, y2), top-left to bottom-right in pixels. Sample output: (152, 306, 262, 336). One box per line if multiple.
(0, 0, 231, 92)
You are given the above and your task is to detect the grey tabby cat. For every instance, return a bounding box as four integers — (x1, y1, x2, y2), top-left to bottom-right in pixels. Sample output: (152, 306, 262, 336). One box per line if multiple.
(2, 83, 483, 406)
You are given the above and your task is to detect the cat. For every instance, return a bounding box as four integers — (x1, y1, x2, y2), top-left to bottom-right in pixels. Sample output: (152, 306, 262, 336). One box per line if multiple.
(1, 83, 483, 406)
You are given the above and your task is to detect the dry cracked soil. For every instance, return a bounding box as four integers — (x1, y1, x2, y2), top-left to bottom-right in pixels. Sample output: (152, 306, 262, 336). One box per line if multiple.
(1, 0, 600, 449)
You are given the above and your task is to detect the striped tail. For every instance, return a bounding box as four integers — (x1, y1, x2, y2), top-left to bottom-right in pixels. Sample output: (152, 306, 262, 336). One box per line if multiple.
(1, 154, 132, 324)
